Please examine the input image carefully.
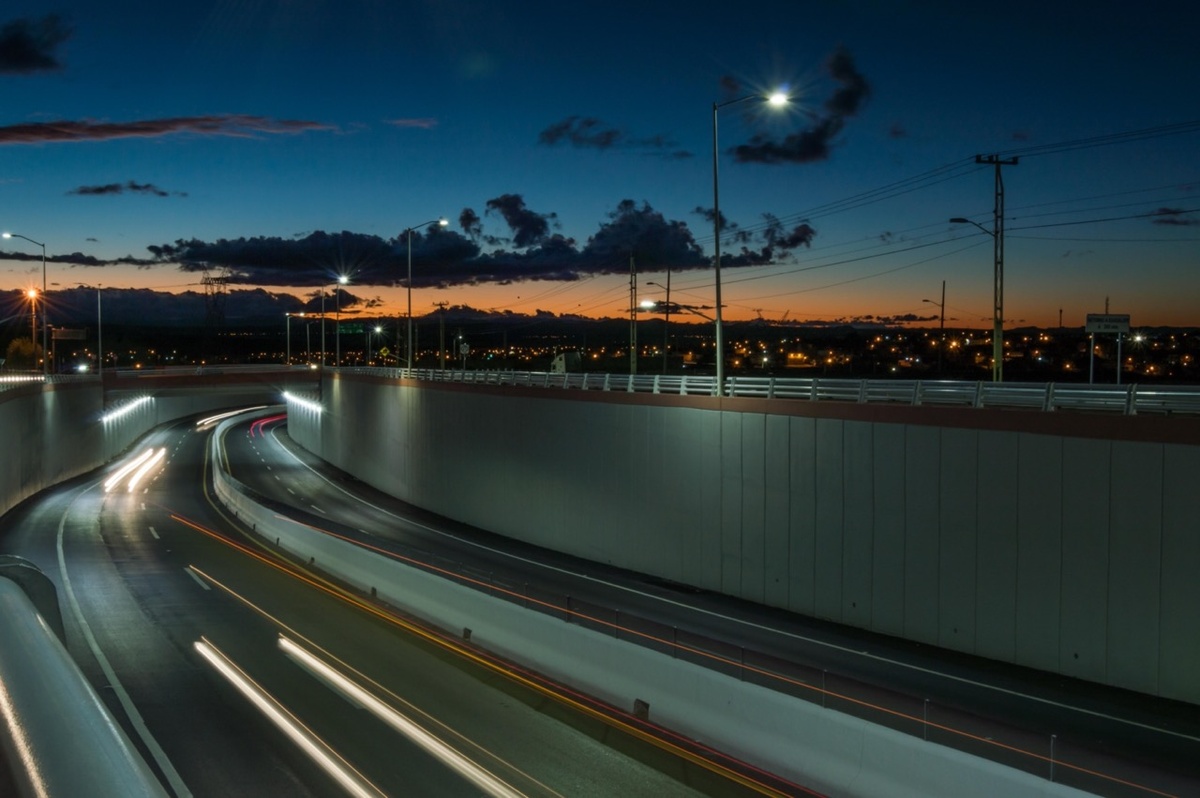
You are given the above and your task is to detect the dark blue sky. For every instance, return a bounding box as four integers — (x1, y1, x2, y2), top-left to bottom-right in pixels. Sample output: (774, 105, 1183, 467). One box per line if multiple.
(1, 0, 1198, 327)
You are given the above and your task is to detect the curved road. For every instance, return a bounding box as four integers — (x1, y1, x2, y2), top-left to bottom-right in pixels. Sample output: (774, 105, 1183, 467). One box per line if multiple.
(0, 415, 784, 797)
(224, 408, 1200, 798)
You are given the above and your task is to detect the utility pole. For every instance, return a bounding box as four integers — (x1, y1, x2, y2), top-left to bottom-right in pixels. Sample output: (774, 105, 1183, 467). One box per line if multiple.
(976, 153, 1019, 382)
(629, 254, 638, 375)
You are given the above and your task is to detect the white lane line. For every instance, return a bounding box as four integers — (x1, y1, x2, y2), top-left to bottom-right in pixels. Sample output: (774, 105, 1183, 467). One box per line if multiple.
(274, 475, 281, 481)
(148, 526, 160, 540)
(310, 505, 324, 514)
(286, 488, 295, 495)
(263, 423, 1199, 743)
(58, 489, 193, 797)
(184, 568, 211, 591)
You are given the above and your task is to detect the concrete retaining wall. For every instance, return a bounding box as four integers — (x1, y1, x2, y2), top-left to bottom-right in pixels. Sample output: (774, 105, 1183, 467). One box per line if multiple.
(216, 417, 1090, 797)
(288, 373, 1200, 705)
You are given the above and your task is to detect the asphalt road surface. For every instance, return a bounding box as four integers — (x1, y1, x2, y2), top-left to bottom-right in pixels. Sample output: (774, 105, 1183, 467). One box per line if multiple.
(0, 416, 785, 797)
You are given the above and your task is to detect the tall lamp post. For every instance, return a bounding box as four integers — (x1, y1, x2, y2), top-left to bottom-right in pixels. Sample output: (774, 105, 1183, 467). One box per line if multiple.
(646, 279, 671, 373)
(319, 277, 348, 367)
(949, 216, 1006, 381)
(922, 280, 946, 375)
(286, 312, 304, 365)
(3, 232, 47, 375)
(711, 91, 787, 395)
(403, 218, 448, 371)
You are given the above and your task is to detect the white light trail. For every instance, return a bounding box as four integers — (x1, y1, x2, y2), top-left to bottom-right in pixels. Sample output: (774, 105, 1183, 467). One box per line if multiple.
(193, 639, 385, 798)
(195, 406, 269, 428)
(126, 448, 166, 493)
(279, 637, 528, 798)
(103, 448, 155, 493)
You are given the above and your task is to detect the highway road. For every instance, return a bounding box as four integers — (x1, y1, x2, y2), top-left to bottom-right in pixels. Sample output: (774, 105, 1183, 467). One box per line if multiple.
(222, 408, 1200, 798)
(0, 414, 787, 797)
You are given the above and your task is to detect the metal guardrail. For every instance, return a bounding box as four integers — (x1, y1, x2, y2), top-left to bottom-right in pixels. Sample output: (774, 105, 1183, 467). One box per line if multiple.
(340, 367, 1200, 416)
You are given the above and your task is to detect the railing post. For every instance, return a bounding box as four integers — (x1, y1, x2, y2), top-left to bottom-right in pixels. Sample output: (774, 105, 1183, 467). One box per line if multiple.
(1125, 383, 1138, 415)
(1050, 733, 1057, 781)
(1044, 382, 1056, 412)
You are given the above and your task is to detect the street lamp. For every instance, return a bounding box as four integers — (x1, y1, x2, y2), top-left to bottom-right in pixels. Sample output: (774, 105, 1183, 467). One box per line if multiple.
(712, 91, 787, 395)
(949, 216, 1005, 381)
(403, 218, 448, 371)
(286, 312, 305, 365)
(645, 280, 672, 373)
(25, 289, 37, 351)
(922, 280, 946, 375)
(4, 232, 47, 375)
(319, 277, 348, 367)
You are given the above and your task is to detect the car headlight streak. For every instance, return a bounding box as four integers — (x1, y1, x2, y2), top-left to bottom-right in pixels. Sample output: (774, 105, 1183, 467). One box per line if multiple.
(101, 396, 152, 424)
(103, 447, 166, 493)
(195, 406, 269, 429)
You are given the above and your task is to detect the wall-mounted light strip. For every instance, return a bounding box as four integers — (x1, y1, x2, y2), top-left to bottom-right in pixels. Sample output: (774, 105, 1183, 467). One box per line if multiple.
(101, 396, 152, 423)
(282, 391, 322, 414)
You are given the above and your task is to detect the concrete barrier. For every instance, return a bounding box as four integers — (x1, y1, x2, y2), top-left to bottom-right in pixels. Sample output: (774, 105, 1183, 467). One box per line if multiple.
(0, 577, 168, 798)
(212, 417, 1092, 798)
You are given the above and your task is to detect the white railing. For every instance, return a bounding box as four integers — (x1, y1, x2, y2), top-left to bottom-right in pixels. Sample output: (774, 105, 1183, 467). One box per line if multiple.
(336, 368, 1200, 416)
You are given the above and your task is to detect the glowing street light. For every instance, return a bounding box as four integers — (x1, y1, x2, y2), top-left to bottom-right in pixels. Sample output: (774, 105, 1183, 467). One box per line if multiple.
(320, 276, 348, 367)
(4, 232, 47, 375)
(403, 218, 448, 371)
(711, 90, 788, 395)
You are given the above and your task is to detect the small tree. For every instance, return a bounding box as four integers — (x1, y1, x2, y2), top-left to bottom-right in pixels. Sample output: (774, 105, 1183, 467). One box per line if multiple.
(5, 337, 41, 370)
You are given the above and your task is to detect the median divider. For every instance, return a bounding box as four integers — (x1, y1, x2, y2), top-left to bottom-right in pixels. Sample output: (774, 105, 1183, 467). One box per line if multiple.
(211, 417, 1090, 798)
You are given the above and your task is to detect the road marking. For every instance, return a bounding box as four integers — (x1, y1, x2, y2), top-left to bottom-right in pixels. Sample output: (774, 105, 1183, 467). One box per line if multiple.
(140, 502, 146, 510)
(184, 568, 211, 591)
(310, 505, 324, 514)
(286, 487, 295, 495)
(58, 487, 193, 797)
(149, 526, 160, 540)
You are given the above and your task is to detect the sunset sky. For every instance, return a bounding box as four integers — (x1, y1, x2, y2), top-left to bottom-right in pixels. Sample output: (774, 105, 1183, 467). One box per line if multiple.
(1, 0, 1198, 330)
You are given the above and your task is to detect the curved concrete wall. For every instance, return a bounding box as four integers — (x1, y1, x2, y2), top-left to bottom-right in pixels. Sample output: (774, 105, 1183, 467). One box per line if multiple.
(0, 376, 309, 519)
(289, 372, 1200, 705)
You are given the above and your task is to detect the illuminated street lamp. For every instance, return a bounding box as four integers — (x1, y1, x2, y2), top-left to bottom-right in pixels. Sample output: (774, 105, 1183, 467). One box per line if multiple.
(4, 232, 47, 375)
(319, 276, 348, 367)
(711, 91, 787, 395)
(403, 218, 448, 370)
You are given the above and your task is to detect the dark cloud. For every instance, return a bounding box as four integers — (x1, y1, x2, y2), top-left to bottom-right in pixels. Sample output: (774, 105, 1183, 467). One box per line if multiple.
(383, 117, 437, 129)
(459, 207, 483, 239)
(485, 194, 558, 248)
(0, 115, 332, 145)
(1151, 207, 1199, 226)
(68, 180, 185, 197)
(732, 46, 869, 165)
(0, 14, 70, 74)
(719, 214, 817, 267)
(539, 116, 621, 149)
(538, 116, 690, 157)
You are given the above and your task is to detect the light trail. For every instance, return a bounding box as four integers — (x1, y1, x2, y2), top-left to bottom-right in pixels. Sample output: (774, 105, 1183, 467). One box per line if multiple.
(193, 638, 385, 798)
(279, 636, 530, 798)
